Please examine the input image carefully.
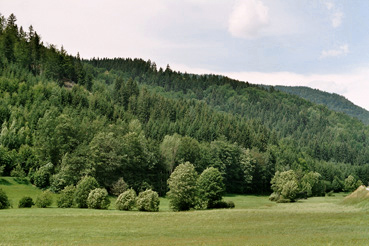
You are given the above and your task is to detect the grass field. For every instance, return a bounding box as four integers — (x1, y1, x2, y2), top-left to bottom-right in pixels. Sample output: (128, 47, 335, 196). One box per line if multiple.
(1, 177, 369, 245)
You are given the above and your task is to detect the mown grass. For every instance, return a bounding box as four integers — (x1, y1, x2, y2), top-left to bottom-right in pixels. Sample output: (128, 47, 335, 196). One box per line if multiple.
(1, 178, 369, 245)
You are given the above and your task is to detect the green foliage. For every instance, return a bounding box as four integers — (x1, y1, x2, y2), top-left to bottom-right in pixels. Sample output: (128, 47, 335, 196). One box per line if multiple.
(35, 190, 53, 208)
(57, 185, 75, 208)
(33, 163, 53, 189)
(10, 164, 26, 178)
(0, 187, 10, 209)
(270, 170, 299, 202)
(332, 176, 343, 192)
(136, 189, 160, 212)
(167, 162, 198, 211)
(344, 175, 358, 192)
(111, 178, 128, 196)
(300, 172, 325, 197)
(115, 188, 136, 211)
(197, 167, 225, 208)
(275, 85, 369, 125)
(74, 176, 99, 208)
(160, 134, 181, 174)
(87, 188, 110, 209)
(18, 196, 34, 208)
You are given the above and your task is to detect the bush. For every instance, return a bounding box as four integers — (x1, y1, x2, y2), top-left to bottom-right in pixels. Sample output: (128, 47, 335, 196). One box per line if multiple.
(197, 167, 225, 209)
(0, 188, 10, 209)
(74, 176, 99, 208)
(227, 201, 235, 208)
(18, 196, 34, 208)
(33, 163, 53, 189)
(10, 164, 26, 178)
(136, 189, 160, 212)
(111, 178, 128, 196)
(167, 162, 198, 211)
(116, 188, 136, 211)
(270, 170, 299, 202)
(344, 175, 357, 192)
(87, 188, 110, 209)
(35, 191, 53, 208)
(57, 185, 75, 208)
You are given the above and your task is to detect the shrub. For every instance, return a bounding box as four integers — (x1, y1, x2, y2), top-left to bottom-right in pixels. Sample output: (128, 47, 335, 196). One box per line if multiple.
(332, 176, 343, 192)
(0, 188, 10, 209)
(136, 189, 160, 212)
(167, 162, 198, 211)
(111, 178, 128, 196)
(227, 201, 235, 208)
(57, 185, 75, 208)
(197, 167, 225, 209)
(87, 188, 110, 209)
(116, 188, 136, 211)
(344, 175, 357, 192)
(35, 191, 53, 208)
(10, 164, 26, 178)
(74, 176, 99, 208)
(300, 172, 325, 197)
(18, 196, 34, 208)
(33, 163, 53, 189)
(270, 170, 299, 202)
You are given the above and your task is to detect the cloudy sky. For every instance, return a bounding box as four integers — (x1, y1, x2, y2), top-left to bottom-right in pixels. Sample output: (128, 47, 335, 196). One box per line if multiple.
(2, 0, 369, 110)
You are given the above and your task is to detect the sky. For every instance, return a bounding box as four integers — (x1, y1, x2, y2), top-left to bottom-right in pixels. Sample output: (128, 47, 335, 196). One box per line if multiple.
(1, 0, 369, 110)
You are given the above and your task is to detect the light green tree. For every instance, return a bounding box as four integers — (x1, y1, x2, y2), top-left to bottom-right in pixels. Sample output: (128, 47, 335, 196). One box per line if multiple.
(167, 162, 198, 211)
(87, 188, 110, 209)
(74, 176, 99, 208)
(270, 170, 299, 202)
(197, 167, 225, 208)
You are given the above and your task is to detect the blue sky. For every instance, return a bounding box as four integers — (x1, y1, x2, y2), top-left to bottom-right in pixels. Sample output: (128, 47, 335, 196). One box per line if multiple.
(1, 0, 369, 110)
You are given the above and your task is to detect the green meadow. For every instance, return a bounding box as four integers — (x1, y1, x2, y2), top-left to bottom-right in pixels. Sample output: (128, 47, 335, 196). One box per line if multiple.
(1, 177, 369, 245)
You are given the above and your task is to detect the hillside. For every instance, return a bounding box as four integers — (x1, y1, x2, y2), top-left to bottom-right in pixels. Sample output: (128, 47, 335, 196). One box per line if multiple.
(274, 86, 369, 125)
(1, 13, 369, 197)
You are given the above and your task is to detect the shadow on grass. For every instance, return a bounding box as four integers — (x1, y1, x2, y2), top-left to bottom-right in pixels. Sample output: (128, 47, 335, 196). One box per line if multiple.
(14, 178, 29, 185)
(0, 178, 12, 185)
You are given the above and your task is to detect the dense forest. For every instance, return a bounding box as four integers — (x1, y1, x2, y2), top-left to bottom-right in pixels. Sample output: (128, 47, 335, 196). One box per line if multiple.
(1, 13, 369, 198)
(274, 86, 369, 125)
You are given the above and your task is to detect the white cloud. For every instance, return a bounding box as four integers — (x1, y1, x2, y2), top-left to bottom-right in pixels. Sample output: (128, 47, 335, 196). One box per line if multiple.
(228, 0, 270, 39)
(320, 44, 349, 59)
(323, 0, 343, 28)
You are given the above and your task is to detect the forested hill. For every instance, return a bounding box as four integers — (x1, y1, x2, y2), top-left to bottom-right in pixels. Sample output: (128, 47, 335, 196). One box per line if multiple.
(274, 86, 369, 125)
(1, 13, 369, 197)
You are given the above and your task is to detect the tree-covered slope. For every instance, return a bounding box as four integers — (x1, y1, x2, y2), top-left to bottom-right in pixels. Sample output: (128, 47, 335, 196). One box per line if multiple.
(1, 13, 369, 197)
(274, 86, 369, 125)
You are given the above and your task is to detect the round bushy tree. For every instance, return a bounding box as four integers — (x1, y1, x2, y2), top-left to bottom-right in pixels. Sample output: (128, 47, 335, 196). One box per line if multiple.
(87, 188, 110, 209)
(344, 175, 359, 192)
(74, 176, 99, 208)
(33, 163, 53, 189)
(35, 191, 53, 208)
(0, 188, 10, 209)
(197, 167, 225, 208)
(116, 188, 136, 211)
(270, 170, 299, 202)
(136, 189, 160, 212)
(18, 196, 34, 208)
(57, 185, 75, 208)
(167, 162, 198, 211)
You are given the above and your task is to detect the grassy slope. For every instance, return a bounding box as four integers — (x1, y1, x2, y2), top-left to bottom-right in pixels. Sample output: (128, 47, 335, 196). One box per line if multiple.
(1, 178, 369, 245)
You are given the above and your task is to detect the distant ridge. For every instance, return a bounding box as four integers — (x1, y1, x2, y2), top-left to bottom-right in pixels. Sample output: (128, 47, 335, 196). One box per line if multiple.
(274, 86, 369, 125)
